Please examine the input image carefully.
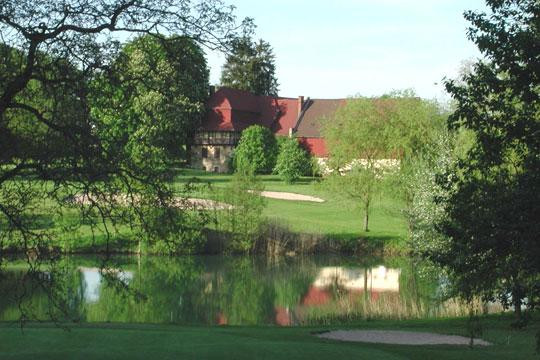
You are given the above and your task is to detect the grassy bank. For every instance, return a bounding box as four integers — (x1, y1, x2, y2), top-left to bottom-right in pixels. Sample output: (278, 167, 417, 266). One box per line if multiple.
(1, 169, 409, 254)
(0, 315, 537, 359)
(174, 169, 408, 241)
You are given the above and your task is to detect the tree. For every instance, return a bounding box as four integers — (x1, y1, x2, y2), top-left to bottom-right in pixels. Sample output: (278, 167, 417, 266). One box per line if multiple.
(93, 34, 210, 163)
(274, 137, 310, 183)
(94, 35, 209, 160)
(215, 171, 266, 254)
(323, 97, 392, 232)
(323, 93, 445, 233)
(429, 0, 540, 320)
(0, 0, 250, 321)
(233, 125, 278, 174)
(381, 91, 447, 232)
(220, 37, 279, 96)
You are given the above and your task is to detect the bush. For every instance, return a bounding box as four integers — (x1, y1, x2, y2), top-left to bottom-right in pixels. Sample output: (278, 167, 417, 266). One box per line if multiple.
(215, 171, 266, 253)
(233, 125, 278, 174)
(274, 137, 310, 183)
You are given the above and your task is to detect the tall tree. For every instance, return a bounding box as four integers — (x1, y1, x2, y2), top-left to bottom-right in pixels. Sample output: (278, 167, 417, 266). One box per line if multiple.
(94, 34, 210, 163)
(220, 37, 279, 96)
(0, 0, 250, 321)
(430, 0, 540, 319)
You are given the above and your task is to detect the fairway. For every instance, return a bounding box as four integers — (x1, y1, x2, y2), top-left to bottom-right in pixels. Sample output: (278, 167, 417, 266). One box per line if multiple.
(0, 316, 537, 359)
(174, 169, 408, 243)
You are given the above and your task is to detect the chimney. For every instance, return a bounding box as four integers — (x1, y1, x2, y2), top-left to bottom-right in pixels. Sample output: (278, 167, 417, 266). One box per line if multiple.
(298, 96, 304, 116)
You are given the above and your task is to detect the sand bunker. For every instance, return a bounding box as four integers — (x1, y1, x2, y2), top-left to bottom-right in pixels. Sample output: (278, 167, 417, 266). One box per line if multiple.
(258, 191, 325, 202)
(70, 194, 232, 210)
(317, 330, 491, 346)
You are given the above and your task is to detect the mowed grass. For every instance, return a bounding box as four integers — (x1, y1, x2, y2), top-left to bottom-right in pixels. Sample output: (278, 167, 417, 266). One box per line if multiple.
(2, 169, 408, 252)
(174, 169, 408, 242)
(0, 315, 537, 359)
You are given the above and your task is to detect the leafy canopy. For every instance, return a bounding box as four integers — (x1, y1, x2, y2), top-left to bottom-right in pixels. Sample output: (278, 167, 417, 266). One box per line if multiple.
(274, 137, 310, 184)
(323, 93, 444, 232)
(430, 0, 540, 316)
(92, 34, 209, 163)
(0, 0, 250, 321)
(233, 125, 278, 174)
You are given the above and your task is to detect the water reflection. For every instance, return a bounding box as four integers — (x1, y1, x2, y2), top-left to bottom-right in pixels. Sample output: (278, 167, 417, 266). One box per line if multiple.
(80, 267, 134, 303)
(0, 256, 497, 326)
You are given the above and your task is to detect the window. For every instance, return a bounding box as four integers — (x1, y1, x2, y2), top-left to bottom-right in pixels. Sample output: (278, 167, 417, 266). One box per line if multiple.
(201, 147, 208, 158)
(214, 147, 220, 159)
(214, 166, 219, 173)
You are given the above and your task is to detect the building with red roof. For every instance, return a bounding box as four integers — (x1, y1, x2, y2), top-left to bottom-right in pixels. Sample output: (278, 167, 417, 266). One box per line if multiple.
(191, 87, 344, 173)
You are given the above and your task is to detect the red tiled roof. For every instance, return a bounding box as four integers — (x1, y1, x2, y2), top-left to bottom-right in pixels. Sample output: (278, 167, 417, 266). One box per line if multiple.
(202, 87, 299, 135)
(201, 88, 349, 157)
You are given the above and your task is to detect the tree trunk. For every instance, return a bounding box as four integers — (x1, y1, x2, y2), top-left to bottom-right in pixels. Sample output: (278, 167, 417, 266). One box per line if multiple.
(363, 200, 370, 232)
(514, 295, 522, 320)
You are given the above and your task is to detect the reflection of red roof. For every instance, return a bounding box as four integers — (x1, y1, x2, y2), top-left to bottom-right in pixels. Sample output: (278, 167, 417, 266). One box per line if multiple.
(302, 286, 331, 306)
(203, 87, 298, 136)
(216, 312, 227, 325)
(275, 307, 291, 326)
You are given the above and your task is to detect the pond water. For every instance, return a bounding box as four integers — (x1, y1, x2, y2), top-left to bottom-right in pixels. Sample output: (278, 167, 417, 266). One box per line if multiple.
(0, 255, 495, 326)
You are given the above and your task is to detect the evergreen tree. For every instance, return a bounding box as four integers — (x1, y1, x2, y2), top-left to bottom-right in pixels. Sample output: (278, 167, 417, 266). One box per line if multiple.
(220, 37, 279, 96)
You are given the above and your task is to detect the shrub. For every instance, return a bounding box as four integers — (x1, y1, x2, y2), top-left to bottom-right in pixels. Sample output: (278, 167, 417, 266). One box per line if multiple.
(274, 137, 310, 183)
(215, 171, 266, 253)
(233, 125, 278, 174)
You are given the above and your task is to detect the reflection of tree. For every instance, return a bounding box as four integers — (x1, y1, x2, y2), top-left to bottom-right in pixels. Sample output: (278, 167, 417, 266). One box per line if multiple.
(1, 256, 468, 325)
(216, 258, 275, 325)
(0, 259, 84, 322)
(85, 257, 205, 323)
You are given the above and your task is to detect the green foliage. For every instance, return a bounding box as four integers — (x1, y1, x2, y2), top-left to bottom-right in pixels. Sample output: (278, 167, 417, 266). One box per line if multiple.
(322, 97, 395, 232)
(220, 37, 279, 96)
(233, 125, 278, 174)
(215, 171, 266, 253)
(274, 137, 310, 183)
(323, 93, 446, 233)
(430, 0, 540, 316)
(406, 134, 455, 259)
(0, 0, 250, 324)
(138, 207, 207, 255)
(91, 34, 209, 163)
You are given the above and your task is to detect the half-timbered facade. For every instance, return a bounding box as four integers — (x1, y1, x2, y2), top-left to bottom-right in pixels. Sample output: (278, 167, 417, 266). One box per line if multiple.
(192, 87, 345, 173)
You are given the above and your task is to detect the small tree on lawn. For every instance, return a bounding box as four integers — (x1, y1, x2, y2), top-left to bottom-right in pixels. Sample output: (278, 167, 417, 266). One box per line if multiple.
(274, 137, 310, 183)
(322, 97, 392, 232)
(214, 166, 266, 254)
(233, 125, 278, 174)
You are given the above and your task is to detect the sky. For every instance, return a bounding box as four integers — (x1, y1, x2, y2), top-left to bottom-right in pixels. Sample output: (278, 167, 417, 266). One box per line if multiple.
(206, 0, 489, 101)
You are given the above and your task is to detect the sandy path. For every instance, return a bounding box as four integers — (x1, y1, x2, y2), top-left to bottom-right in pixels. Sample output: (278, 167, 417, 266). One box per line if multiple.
(317, 330, 491, 346)
(257, 191, 325, 202)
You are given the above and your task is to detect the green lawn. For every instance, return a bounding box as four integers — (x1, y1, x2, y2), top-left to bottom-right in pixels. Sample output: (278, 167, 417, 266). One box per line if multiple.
(1, 169, 408, 254)
(174, 169, 408, 243)
(0, 315, 537, 359)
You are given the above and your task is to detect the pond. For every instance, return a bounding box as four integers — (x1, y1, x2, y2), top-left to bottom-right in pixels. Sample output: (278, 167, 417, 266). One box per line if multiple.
(0, 255, 496, 326)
